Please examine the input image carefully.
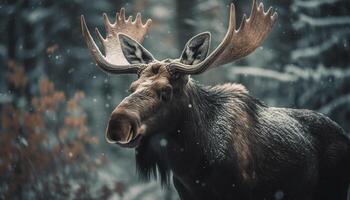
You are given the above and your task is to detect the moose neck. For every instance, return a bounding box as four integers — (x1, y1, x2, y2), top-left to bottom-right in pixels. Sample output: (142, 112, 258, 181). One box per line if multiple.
(180, 80, 234, 159)
(135, 78, 262, 185)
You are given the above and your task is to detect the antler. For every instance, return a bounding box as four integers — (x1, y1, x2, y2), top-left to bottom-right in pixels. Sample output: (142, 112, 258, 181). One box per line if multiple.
(168, 0, 277, 74)
(81, 8, 152, 74)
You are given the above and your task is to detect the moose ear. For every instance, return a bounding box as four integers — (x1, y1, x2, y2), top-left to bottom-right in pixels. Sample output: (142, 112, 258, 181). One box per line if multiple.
(180, 32, 211, 65)
(118, 34, 154, 64)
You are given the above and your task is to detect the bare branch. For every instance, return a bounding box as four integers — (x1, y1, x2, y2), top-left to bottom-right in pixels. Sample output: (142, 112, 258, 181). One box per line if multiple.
(229, 66, 298, 82)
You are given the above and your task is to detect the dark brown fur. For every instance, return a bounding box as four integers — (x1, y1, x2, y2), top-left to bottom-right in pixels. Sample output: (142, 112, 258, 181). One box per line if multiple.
(106, 64, 350, 199)
(102, 35, 350, 200)
(82, 5, 350, 199)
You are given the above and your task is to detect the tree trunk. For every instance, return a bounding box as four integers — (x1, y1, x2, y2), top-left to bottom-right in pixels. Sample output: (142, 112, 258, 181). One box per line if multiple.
(176, 0, 195, 50)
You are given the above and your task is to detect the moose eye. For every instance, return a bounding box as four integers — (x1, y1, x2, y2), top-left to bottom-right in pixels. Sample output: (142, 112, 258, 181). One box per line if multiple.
(171, 73, 181, 80)
(152, 66, 159, 74)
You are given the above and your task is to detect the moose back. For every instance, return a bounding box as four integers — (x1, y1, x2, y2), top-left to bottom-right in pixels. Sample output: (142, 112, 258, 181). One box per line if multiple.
(80, 0, 350, 199)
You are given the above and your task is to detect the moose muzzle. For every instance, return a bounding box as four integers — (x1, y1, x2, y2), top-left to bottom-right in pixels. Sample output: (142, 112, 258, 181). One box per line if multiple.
(105, 106, 143, 148)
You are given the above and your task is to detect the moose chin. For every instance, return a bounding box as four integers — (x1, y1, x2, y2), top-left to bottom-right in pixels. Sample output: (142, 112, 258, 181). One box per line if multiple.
(81, 0, 350, 199)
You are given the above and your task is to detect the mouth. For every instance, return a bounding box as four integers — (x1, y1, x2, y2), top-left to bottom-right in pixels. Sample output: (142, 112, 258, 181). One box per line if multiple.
(118, 133, 143, 148)
(105, 111, 146, 148)
(116, 124, 146, 148)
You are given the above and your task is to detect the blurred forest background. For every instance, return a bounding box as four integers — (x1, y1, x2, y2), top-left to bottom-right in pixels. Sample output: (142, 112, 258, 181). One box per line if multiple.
(0, 0, 349, 199)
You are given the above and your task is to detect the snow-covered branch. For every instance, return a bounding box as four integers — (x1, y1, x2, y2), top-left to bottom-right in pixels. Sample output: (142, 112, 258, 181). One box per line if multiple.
(291, 30, 350, 60)
(293, 0, 341, 9)
(229, 65, 350, 82)
(229, 66, 298, 82)
(294, 14, 350, 29)
(318, 93, 350, 114)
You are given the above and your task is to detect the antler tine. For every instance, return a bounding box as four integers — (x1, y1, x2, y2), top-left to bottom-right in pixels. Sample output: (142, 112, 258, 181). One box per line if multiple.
(144, 18, 152, 29)
(81, 8, 152, 74)
(118, 8, 126, 22)
(134, 13, 140, 24)
(81, 15, 143, 74)
(228, 3, 236, 32)
(103, 13, 112, 32)
(95, 27, 105, 43)
(248, 0, 258, 22)
(258, 2, 264, 12)
(239, 14, 247, 31)
(168, 0, 278, 75)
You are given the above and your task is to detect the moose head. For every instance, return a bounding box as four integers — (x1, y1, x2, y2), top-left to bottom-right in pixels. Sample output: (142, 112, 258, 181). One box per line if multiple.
(81, 0, 277, 148)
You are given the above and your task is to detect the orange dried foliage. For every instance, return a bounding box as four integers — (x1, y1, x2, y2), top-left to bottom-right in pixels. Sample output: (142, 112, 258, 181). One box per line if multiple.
(39, 78, 54, 95)
(46, 44, 59, 54)
(1, 105, 20, 131)
(63, 142, 84, 162)
(67, 91, 85, 111)
(23, 112, 45, 130)
(1, 62, 102, 198)
(64, 116, 86, 127)
(31, 78, 66, 111)
(7, 60, 28, 89)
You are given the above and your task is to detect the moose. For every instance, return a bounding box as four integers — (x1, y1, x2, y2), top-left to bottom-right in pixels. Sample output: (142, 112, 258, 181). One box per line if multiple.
(81, 0, 350, 199)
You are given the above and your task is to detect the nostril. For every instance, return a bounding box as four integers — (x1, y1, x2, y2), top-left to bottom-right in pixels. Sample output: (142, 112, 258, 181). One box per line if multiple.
(106, 119, 120, 143)
(106, 117, 132, 143)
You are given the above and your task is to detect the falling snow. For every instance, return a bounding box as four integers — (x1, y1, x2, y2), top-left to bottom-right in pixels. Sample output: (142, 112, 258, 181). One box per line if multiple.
(1, 0, 349, 199)
(159, 138, 168, 147)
